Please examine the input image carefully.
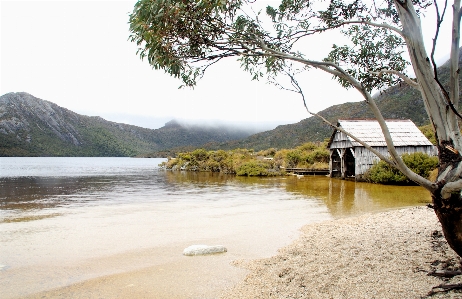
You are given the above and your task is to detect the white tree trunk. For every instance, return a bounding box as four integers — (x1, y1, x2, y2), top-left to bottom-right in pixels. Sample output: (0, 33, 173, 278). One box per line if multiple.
(395, 0, 462, 257)
(396, 0, 462, 150)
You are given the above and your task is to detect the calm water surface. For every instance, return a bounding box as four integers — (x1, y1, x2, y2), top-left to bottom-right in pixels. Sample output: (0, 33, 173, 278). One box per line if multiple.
(0, 157, 431, 298)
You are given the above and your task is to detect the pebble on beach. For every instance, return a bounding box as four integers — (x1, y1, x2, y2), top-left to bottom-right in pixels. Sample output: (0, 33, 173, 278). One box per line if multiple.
(183, 245, 227, 256)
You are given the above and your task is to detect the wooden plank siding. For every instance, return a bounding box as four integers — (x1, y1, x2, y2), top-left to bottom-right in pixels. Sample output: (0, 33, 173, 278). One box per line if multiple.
(353, 146, 437, 179)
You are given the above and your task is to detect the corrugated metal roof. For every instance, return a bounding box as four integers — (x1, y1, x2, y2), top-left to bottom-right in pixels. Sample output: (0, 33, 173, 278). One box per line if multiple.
(336, 119, 434, 147)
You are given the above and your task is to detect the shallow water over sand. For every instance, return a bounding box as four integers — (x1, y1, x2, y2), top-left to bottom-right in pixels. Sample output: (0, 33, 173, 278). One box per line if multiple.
(0, 157, 431, 298)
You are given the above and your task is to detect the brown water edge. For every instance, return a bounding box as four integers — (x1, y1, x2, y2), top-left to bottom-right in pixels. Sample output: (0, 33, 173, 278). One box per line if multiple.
(1, 173, 432, 299)
(282, 175, 432, 217)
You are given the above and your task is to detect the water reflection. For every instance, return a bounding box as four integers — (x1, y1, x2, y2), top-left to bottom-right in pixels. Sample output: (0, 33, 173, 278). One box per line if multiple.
(0, 168, 432, 221)
(284, 176, 431, 217)
(163, 171, 285, 191)
(163, 171, 431, 217)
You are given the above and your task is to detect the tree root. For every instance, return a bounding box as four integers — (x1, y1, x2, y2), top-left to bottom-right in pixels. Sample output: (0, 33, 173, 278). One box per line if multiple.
(427, 270, 462, 278)
(427, 283, 462, 296)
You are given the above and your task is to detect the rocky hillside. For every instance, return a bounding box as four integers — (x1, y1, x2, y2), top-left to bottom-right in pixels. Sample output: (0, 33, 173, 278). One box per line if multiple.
(0, 92, 256, 156)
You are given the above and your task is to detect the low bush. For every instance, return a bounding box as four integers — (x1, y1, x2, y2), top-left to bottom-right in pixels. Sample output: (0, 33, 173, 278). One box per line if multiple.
(366, 152, 438, 185)
(236, 161, 275, 176)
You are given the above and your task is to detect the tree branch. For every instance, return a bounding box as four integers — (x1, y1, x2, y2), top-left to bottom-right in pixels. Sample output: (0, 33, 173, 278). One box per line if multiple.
(428, 0, 462, 124)
(284, 71, 396, 165)
(370, 69, 420, 88)
(430, 0, 448, 86)
(442, 179, 462, 199)
(256, 41, 345, 81)
(439, 162, 462, 198)
(277, 19, 404, 47)
(250, 37, 436, 190)
(319, 19, 405, 38)
(450, 0, 461, 108)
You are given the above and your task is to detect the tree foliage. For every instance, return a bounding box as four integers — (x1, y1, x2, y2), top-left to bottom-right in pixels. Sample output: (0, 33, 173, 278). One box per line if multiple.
(129, 0, 424, 90)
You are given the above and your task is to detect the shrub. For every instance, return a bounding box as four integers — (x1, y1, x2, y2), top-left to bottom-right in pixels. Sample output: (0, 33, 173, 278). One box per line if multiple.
(282, 142, 330, 168)
(210, 150, 228, 162)
(367, 161, 409, 184)
(236, 161, 273, 176)
(401, 152, 439, 178)
(257, 148, 277, 157)
(191, 148, 208, 161)
(166, 157, 179, 168)
(298, 142, 317, 151)
(366, 152, 438, 185)
(177, 153, 191, 161)
(286, 150, 303, 167)
(311, 162, 329, 170)
(274, 149, 289, 168)
(307, 148, 330, 164)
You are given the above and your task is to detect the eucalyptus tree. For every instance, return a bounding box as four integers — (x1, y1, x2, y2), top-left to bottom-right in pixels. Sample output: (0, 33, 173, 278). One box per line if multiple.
(129, 0, 462, 258)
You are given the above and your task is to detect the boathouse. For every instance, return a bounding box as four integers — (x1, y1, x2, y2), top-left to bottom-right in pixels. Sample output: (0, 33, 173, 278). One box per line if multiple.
(328, 119, 436, 180)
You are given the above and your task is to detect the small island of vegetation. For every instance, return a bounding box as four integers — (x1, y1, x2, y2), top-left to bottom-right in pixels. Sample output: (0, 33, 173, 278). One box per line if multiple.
(159, 141, 438, 185)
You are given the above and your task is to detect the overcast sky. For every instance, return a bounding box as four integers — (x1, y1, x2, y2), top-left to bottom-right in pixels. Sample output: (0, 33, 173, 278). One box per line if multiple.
(0, 0, 453, 130)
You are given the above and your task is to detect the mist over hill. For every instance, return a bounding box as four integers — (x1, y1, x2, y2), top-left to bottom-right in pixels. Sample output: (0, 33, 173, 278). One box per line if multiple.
(0, 92, 260, 157)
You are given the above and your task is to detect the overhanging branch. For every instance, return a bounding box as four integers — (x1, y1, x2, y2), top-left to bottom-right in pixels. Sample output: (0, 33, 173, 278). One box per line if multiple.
(284, 71, 396, 165)
(250, 38, 437, 191)
(450, 0, 461, 108)
(316, 19, 405, 38)
(370, 69, 420, 89)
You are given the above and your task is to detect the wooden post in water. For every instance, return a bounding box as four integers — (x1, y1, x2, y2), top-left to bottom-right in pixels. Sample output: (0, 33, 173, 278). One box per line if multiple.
(329, 151, 333, 178)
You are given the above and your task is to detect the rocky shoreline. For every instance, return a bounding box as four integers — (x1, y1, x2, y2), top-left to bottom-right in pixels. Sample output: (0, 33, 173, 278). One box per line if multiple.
(221, 206, 462, 299)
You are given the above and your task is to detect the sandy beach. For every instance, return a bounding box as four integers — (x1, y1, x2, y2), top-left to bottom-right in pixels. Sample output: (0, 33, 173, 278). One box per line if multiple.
(222, 206, 462, 299)
(17, 206, 462, 299)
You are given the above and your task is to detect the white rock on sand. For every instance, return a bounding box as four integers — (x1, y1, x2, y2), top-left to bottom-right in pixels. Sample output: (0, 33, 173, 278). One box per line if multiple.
(183, 245, 227, 256)
(221, 206, 462, 299)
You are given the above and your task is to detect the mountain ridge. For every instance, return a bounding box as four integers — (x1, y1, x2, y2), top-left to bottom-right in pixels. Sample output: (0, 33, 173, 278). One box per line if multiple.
(0, 92, 257, 156)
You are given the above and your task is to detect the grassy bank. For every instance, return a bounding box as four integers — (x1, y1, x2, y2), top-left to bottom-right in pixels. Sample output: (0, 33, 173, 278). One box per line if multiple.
(159, 142, 330, 176)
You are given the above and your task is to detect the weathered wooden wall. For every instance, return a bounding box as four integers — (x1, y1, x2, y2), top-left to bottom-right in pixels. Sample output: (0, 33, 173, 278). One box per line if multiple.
(354, 146, 437, 178)
(329, 131, 353, 149)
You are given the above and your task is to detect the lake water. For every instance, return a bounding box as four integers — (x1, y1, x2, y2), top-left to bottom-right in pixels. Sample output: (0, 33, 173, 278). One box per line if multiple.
(0, 157, 432, 298)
